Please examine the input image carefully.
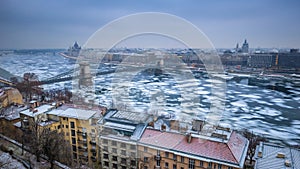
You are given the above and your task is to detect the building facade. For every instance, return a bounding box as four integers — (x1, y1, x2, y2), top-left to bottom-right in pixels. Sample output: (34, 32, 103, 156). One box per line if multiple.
(0, 87, 23, 108)
(138, 127, 249, 169)
(19, 102, 102, 168)
(97, 109, 150, 169)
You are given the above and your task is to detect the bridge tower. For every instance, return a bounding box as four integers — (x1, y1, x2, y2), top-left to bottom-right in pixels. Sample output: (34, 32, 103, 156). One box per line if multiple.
(78, 62, 93, 88)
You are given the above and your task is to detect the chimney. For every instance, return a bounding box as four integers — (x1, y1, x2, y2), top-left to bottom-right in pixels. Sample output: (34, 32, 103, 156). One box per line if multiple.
(186, 133, 192, 143)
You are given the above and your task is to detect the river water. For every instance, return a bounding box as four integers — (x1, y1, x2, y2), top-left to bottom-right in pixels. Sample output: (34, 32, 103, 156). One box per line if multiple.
(0, 51, 299, 145)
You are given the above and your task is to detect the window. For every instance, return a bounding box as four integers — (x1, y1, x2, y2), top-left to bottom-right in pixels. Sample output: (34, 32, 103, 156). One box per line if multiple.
(103, 153, 109, 159)
(112, 148, 117, 153)
(181, 156, 184, 163)
(103, 146, 108, 152)
(208, 162, 212, 168)
(121, 150, 126, 156)
(130, 160, 136, 166)
(63, 117, 66, 120)
(173, 154, 177, 161)
(121, 143, 126, 148)
(144, 166, 148, 169)
(165, 152, 169, 158)
(199, 161, 203, 167)
(173, 164, 177, 169)
(70, 121, 75, 128)
(130, 144, 136, 150)
(122, 166, 127, 169)
(71, 130, 75, 136)
(62, 124, 64, 128)
(66, 125, 68, 128)
(144, 147, 148, 152)
(72, 138, 76, 144)
(57, 125, 61, 129)
(91, 129, 95, 133)
(103, 139, 108, 144)
(112, 156, 117, 161)
(66, 132, 69, 136)
(121, 158, 126, 164)
(165, 162, 169, 168)
(218, 164, 222, 169)
(72, 145, 77, 152)
(113, 163, 117, 169)
(228, 167, 233, 169)
(181, 167, 184, 169)
(144, 157, 148, 162)
(156, 158, 160, 166)
(188, 159, 195, 169)
(104, 161, 109, 166)
(73, 153, 77, 159)
(112, 140, 117, 146)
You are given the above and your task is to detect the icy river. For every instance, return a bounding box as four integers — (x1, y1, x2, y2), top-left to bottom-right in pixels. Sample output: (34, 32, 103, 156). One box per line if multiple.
(0, 51, 299, 145)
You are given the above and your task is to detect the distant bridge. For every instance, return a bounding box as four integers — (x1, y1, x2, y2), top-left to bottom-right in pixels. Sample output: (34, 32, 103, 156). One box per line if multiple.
(0, 63, 131, 87)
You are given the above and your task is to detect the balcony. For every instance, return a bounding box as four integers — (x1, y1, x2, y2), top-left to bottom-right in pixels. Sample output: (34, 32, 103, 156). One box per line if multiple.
(89, 140, 96, 145)
(155, 155, 161, 161)
(77, 139, 87, 144)
(78, 146, 88, 152)
(91, 156, 97, 162)
(89, 133, 96, 138)
(79, 153, 88, 161)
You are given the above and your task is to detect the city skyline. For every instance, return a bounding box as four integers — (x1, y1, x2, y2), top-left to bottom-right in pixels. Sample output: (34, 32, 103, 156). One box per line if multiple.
(0, 0, 300, 49)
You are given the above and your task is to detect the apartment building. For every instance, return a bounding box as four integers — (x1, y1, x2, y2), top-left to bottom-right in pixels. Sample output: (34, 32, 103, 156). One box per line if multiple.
(138, 127, 249, 169)
(19, 101, 103, 168)
(97, 109, 151, 169)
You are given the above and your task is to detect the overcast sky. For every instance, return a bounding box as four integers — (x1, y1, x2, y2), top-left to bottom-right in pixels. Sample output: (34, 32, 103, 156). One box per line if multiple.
(0, 0, 299, 49)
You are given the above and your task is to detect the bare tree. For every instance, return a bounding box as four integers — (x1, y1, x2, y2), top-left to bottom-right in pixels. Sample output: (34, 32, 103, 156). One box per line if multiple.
(24, 117, 74, 168)
(16, 73, 42, 102)
(241, 129, 266, 165)
(43, 130, 71, 169)
(26, 117, 47, 162)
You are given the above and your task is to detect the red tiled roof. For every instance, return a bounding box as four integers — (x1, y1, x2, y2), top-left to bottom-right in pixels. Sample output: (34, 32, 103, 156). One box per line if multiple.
(140, 129, 184, 149)
(139, 129, 248, 165)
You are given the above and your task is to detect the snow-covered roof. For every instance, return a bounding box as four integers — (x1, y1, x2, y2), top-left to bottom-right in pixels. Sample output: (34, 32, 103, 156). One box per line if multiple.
(58, 108, 97, 120)
(19, 105, 54, 117)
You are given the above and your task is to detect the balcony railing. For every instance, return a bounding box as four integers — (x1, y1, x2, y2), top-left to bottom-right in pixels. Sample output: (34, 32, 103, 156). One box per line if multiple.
(91, 156, 97, 162)
(89, 140, 96, 145)
(89, 133, 96, 137)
